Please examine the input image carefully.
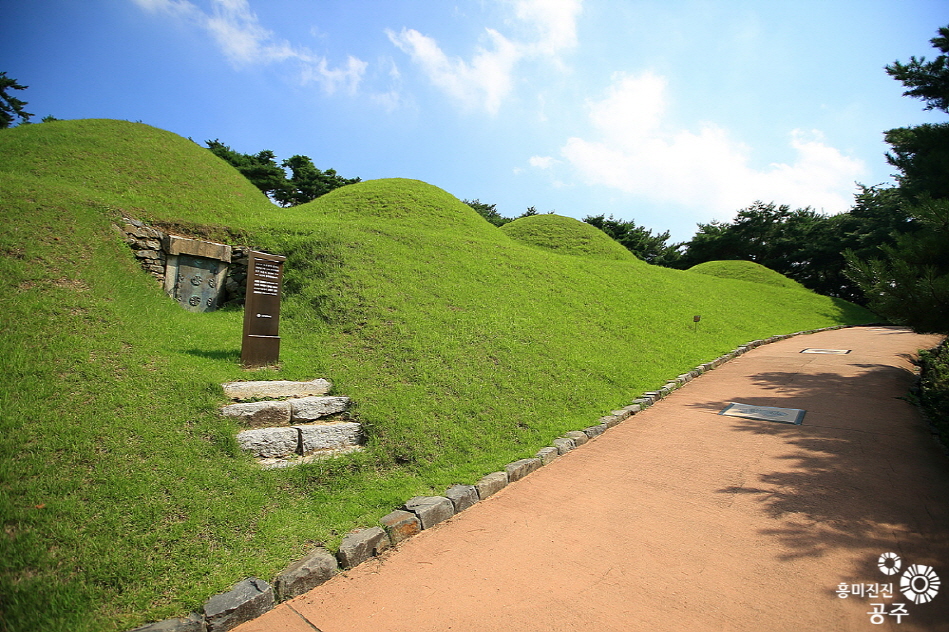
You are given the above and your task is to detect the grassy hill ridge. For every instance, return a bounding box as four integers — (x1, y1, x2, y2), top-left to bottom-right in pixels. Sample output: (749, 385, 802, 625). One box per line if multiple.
(0, 120, 877, 631)
(689, 259, 811, 290)
(500, 213, 639, 261)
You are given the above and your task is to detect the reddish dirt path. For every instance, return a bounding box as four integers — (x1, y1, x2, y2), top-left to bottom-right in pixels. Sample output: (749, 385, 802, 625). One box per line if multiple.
(235, 326, 949, 632)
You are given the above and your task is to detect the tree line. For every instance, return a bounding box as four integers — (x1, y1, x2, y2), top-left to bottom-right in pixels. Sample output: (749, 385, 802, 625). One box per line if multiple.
(466, 187, 917, 306)
(204, 140, 361, 207)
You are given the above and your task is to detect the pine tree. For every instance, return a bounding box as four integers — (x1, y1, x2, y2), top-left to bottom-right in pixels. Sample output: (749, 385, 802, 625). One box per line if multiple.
(0, 72, 33, 128)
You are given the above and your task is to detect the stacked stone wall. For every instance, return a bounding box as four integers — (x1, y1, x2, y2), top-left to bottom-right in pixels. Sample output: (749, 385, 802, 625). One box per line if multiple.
(120, 218, 167, 284)
(116, 217, 249, 308)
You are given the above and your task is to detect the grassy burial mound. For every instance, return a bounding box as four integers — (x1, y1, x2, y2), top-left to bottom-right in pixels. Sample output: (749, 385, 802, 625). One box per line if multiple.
(500, 213, 639, 261)
(688, 259, 810, 291)
(0, 119, 877, 631)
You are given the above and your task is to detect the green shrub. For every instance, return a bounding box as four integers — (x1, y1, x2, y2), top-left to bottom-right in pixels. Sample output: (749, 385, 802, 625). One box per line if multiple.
(917, 340, 949, 449)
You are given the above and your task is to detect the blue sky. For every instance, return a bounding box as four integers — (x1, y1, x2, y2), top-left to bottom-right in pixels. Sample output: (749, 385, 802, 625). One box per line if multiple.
(3, 1, 946, 241)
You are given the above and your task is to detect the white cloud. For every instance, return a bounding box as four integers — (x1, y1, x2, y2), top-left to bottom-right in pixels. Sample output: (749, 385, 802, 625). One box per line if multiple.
(388, 0, 582, 114)
(132, 0, 366, 94)
(204, 1, 292, 65)
(514, 0, 582, 57)
(587, 71, 666, 144)
(299, 55, 368, 95)
(132, 0, 198, 17)
(559, 71, 865, 218)
(387, 27, 519, 114)
(529, 155, 558, 169)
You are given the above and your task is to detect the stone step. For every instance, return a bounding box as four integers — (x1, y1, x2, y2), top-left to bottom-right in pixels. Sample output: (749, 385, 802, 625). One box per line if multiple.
(257, 447, 364, 470)
(222, 379, 332, 401)
(221, 396, 350, 427)
(220, 379, 362, 469)
(236, 422, 363, 459)
(220, 400, 291, 427)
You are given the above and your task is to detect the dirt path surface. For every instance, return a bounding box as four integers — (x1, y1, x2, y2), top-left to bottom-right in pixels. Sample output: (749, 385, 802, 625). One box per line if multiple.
(235, 326, 949, 632)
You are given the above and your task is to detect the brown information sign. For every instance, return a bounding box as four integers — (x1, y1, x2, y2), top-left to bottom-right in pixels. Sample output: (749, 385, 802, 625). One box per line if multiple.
(241, 251, 286, 367)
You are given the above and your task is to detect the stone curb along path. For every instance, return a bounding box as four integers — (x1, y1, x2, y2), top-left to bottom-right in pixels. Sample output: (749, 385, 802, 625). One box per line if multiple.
(128, 326, 851, 632)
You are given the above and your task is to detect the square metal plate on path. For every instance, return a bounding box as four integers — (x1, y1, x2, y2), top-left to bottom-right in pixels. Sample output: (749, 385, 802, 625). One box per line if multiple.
(719, 402, 806, 425)
(800, 348, 851, 354)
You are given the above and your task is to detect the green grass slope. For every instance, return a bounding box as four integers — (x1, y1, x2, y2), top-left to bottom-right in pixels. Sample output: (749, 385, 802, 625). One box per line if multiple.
(688, 259, 809, 291)
(0, 118, 278, 232)
(300, 177, 500, 237)
(0, 120, 877, 631)
(500, 213, 638, 261)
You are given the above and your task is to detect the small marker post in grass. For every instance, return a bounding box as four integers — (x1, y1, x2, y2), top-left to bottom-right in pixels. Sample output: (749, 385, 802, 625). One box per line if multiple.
(693, 314, 701, 333)
(241, 251, 286, 368)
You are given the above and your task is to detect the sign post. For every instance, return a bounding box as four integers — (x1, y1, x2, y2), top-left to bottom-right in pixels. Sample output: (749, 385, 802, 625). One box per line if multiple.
(241, 251, 286, 368)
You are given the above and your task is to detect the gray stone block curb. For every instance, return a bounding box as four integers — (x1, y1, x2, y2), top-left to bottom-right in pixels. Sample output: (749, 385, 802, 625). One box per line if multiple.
(599, 414, 622, 427)
(337, 527, 391, 569)
(475, 471, 508, 499)
(405, 496, 455, 530)
(129, 613, 206, 632)
(203, 578, 273, 632)
(445, 484, 479, 513)
(380, 509, 422, 544)
(274, 547, 337, 601)
(536, 446, 559, 465)
(505, 458, 541, 482)
(583, 425, 605, 439)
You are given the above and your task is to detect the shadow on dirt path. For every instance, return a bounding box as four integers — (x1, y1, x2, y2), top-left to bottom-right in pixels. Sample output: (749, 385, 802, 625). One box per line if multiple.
(234, 327, 949, 632)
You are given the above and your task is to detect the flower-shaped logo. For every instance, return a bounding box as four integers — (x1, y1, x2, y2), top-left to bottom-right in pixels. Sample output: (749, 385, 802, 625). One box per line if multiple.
(878, 552, 902, 576)
(900, 564, 941, 604)
(876, 552, 941, 604)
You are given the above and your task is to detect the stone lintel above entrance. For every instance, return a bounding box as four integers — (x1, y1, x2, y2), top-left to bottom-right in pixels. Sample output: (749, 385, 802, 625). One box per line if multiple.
(163, 234, 232, 262)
